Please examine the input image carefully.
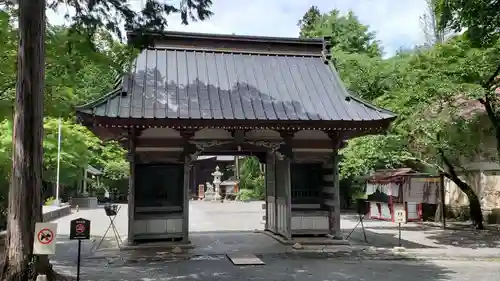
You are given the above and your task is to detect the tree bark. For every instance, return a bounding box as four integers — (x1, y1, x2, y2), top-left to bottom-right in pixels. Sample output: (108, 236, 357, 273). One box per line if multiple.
(1, 0, 47, 280)
(439, 150, 484, 229)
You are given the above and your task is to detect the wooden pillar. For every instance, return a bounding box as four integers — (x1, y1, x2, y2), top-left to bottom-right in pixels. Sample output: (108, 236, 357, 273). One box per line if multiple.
(275, 153, 292, 239)
(182, 156, 190, 242)
(265, 151, 277, 233)
(127, 129, 137, 245)
(180, 129, 196, 243)
(327, 132, 342, 239)
(278, 132, 294, 239)
(329, 149, 341, 238)
(284, 156, 292, 239)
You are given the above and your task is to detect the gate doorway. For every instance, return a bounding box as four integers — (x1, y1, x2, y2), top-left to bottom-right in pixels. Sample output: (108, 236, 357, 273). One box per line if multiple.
(76, 30, 395, 248)
(189, 155, 265, 234)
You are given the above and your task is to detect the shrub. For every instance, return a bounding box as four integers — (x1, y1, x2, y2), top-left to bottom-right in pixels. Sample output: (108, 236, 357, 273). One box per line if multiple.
(44, 196, 56, 206)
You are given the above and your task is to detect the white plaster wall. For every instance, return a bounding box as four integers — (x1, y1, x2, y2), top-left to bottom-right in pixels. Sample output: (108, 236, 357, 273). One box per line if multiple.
(445, 162, 500, 212)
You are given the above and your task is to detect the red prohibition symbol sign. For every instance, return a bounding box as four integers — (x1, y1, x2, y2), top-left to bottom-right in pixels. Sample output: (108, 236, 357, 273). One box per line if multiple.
(37, 228, 54, 244)
(75, 223, 85, 234)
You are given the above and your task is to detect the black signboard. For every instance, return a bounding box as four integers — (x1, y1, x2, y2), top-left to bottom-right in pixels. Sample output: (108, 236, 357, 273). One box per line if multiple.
(356, 198, 369, 215)
(70, 218, 91, 240)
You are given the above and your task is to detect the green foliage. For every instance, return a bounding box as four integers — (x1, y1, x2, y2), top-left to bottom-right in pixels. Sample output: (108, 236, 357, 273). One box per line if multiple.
(0, 11, 16, 114)
(43, 27, 136, 118)
(298, 7, 382, 57)
(44, 196, 56, 206)
(340, 134, 413, 179)
(338, 36, 500, 180)
(334, 50, 400, 100)
(46, 0, 213, 45)
(297, 6, 321, 38)
(0, 118, 128, 189)
(237, 189, 257, 201)
(435, 0, 500, 47)
(0, 10, 130, 199)
(420, 0, 449, 46)
(238, 157, 264, 200)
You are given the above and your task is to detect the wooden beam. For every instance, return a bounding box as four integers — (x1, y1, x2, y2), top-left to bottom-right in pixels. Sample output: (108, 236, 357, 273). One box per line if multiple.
(135, 138, 337, 150)
(327, 131, 344, 149)
(80, 113, 394, 132)
(179, 129, 198, 160)
(279, 131, 295, 159)
(230, 129, 249, 145)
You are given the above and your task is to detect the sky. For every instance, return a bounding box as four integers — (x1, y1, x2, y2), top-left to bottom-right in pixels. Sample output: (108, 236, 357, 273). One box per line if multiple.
(47, 0, 429, 57)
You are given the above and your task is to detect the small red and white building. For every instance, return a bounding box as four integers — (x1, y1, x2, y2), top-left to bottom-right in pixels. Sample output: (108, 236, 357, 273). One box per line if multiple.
(365, 168, 441, 222)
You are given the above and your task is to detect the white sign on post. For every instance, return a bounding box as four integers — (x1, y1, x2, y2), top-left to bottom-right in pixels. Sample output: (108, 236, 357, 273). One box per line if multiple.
(33, 222, 58, 255)
(394, 204, 407, 224)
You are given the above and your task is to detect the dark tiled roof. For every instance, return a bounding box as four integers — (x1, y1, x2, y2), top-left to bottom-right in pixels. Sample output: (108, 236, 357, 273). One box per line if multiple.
(77, 32, 395, 124)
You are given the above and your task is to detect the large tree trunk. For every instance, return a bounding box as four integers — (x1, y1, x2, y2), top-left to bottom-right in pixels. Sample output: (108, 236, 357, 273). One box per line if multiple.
(1, 0, 47, 280)
(444, 174, 484, 229)
(479, 64, 500, 175)
(439, 150, 484, 229)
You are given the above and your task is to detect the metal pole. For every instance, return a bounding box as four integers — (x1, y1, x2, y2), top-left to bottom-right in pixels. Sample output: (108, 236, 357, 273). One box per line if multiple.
(398, 223, 402, 247)
(76, 239, 81, 281)
(55, 118, 62, 205)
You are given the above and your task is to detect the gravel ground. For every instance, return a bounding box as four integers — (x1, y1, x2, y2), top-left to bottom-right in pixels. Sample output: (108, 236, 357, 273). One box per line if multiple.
(46, 203, 500, 280)
(52, 255, 500, 281)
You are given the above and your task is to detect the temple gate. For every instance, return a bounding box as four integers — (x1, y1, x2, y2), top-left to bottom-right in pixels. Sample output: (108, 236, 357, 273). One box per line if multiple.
(76, 31, 395, 244)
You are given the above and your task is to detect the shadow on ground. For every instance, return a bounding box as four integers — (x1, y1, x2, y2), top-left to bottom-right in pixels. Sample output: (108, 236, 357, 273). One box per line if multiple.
(424, 229, 500, 249)
(51, 253, 458, 281)
(51, 234, 123, 267)
(342, 214, 500, 249)
(343, 228, 438, 249)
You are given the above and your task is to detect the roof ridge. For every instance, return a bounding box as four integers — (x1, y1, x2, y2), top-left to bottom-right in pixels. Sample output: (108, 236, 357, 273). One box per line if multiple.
(75, 75, 124, 110)
(346, 91, 396, 116)
(145, 46, 323, 57)
(127, 30, 325, 45)
(75, 86, 122, 110)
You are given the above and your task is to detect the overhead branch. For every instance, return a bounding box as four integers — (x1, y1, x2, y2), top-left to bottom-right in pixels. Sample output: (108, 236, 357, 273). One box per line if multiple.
(478, 62, 500, 106)
(478, 94, 498, 123)
(437, 148, 458, 178)
(404, 156, 444, 172)
(482, 62, 500, 90)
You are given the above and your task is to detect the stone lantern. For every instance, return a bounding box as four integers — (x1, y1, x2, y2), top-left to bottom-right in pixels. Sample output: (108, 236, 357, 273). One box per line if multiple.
(212, 166, 223, 200)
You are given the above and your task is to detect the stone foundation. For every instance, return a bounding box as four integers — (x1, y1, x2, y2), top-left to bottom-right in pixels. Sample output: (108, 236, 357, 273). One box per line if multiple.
(70, 197, 99, 209)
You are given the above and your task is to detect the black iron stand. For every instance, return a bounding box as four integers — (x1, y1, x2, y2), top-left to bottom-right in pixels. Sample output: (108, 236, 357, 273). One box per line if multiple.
(345, 214, 368, 243)
(95, 205, 122, 251)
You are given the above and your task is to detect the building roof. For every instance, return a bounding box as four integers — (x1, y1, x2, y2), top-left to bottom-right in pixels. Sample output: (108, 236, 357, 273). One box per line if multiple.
(76, 31, 395, 130)
(86, 165, 102, 176)
(366, 168, 434, 184)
